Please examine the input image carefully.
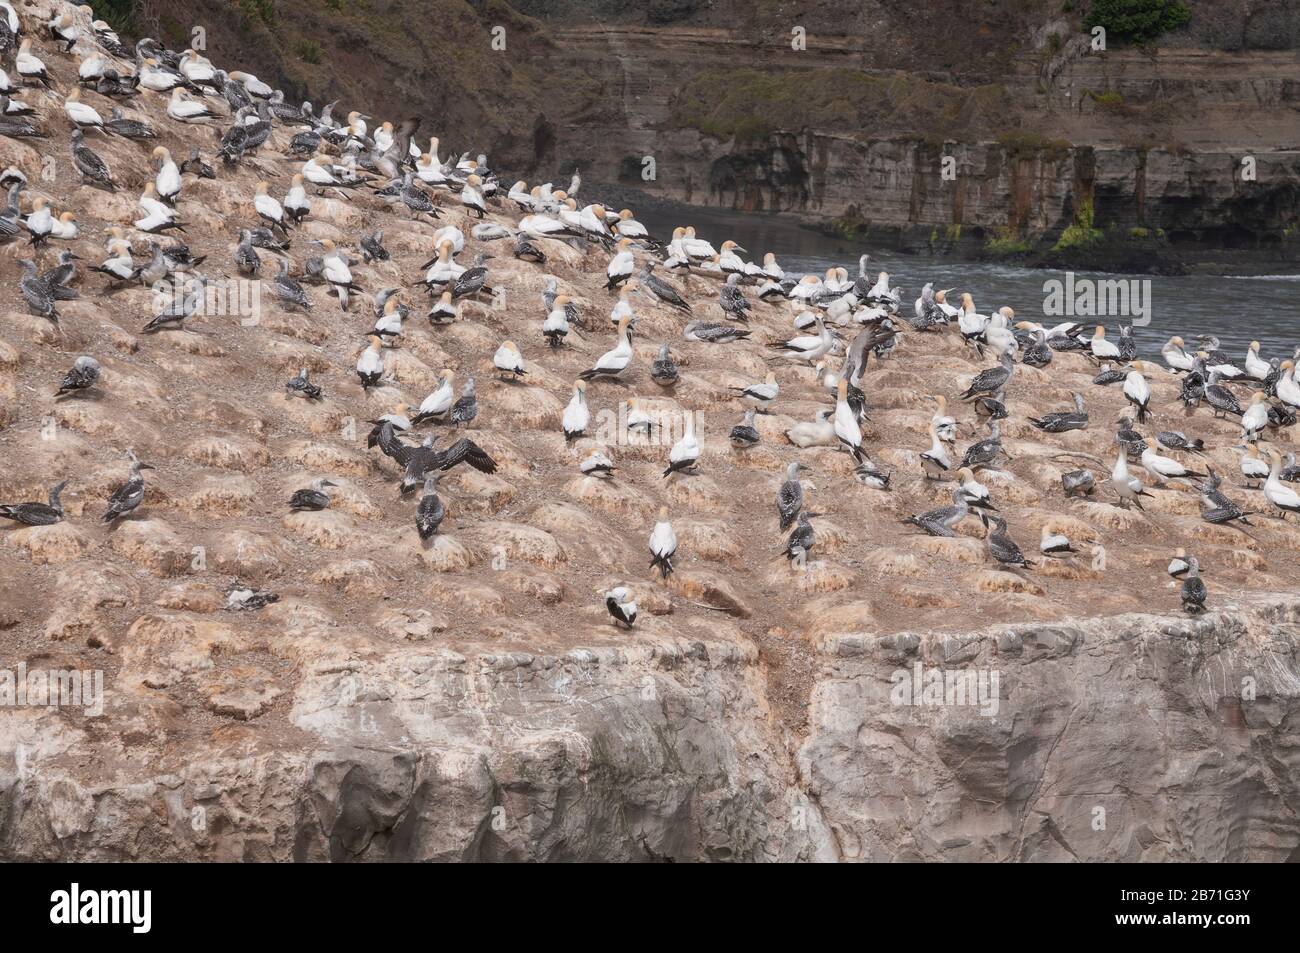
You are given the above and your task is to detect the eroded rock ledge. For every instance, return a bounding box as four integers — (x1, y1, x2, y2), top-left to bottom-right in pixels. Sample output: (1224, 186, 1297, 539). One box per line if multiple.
(3, 597, 1296, 862)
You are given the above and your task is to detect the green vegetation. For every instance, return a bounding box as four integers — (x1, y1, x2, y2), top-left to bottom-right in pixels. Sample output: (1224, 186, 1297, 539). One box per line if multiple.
(239, 0, 278, 28)
(1087, 89, 1126, 111)
(1129, 226, 1149, 239)
(297, 39, 324, 64)
(984, 227, 1031, 256)
(996, 131, 1072, 160)
(945, 224, 963, 242)
(669, 68, 1009, 143)
(1083, 0, 1191, 46)
(1053, 199, 1103, 251)
(89, 0, 139, 34)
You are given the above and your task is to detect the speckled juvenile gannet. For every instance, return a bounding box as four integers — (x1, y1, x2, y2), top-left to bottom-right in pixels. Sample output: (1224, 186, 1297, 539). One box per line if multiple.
(289, 477, 338, 511)
(1180, 557, 1208, 614)
(782, 510, 819, 563)
(650, 344, 678, 386)
(649, 506, 677, 579)
(562, 380, 589, 443)
(286, 366, 323, 400)
(102, 450, 153, 522)
(637, 263, 692, 313)
(729, 408, 760, 448)
(776, 462, 809, 530)
(985, 515, 1033, 568)
(684, 321, 751, 343)
(579, 315, 632, 381)
(605, 586, 637, 629)
(55, 355, 101, 397)
(959, 353, 1014, 401)
(903, 487, 970, 537)
(1030, 393, 1088, 433)
(0, 479, 67, 525)
(415, 474, 446, 540)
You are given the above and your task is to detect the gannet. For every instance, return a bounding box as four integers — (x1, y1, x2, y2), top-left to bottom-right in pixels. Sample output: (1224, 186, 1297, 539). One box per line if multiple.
(729, 409, 760, 448)
(55, 356, 101, 397)
(962, 421, 1009, 470)
(368, 297, 402, 342)
(411, 371, 456, 425)
(920, 423, 951, 480)
(0, 479, 67, 526)
(88, 239, 136, 284)
(542, 293, 572, 348)
(286, 367, 323, 400)
(985, 516, 1033, 568)
(16, 40, 50, 87)
(1234, 442, 1269, 487)
(782, 510, 819, 563)
(1093, 363, 1125, 386)
(493, 340, 526, 380)
(957, 293, 988, 345)
(684, 321, 752, 343)
(102, 451, 153, 522)
(144, 147, 181, 206)
(1241, 391, 1270, 442)
(1062, 469, 1095, 498)
(580, 315, 633, 381)
(1110, 446, 1151, 509)
(649, 507, 677, 579)
(719, 273, 752, 322)
(1039, 520, 1078, 559)
(1030, 393, 1088, 433)
(50, 211, 78, 241)
(251, 181, 289, 233)
(768, 314, 833, 364)
(956, 467, 996, 511)
(681, 226, 717, 261)
(562, 380, 589, 442)
(48, 12, 78, 51)
(234, 230, 261, 277)
(663, 412, 700, 477)
(614, 209, 649, 240)
(24, 196, 53, 245)
(142, 273, 209, 332)
(289, 478, 337, 511)
(179, 48, 216, 86)
(1123, 363, 1152, 423)
(1275, 360, 1300, 409)
(105, 107, 155, 140)
(775, 462, 810, 530)
(609, 280, 640, 326)
(1198, 468, 1255, 526)
(1263, 449, 1300, 518)
(314, 239, 358, 311)
(365, 403, 412, 448)
(63, 88, 104, 130)
(903, 487, 970, 537)
(356, 336, 384, 389)
(605, 586, 637, 629)
(929, 395, 957, 443)
(379, 428, 498, 493)
(1176, 556, 1207, 614)
(229, 71, 273, 99)
(1160, 335, 1194, 372)
(959, 353, 1014, 401)
(650, 344, 678, 386)
(785, 408, 836, 448)
(1140, 444, 1205, 485)
(1089, 326, 1121, 361)
(134, 183, 184, 233)
(415, 474, 446, 540)
(1020, 329, 1051, 367)
(581, 450, 615, 477)
(833, 380, 864, 462)
(732, 372, 778, 411)
(637, 263, 692, 313)
(19, 259, 58, 322)
(606, 237, 635, 288)
(167, 88, 218, 122)
(1204, 368, 1243, 418)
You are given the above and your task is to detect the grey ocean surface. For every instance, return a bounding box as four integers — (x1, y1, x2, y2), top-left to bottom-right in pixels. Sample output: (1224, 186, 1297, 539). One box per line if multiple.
(634, 204, 1300, 359)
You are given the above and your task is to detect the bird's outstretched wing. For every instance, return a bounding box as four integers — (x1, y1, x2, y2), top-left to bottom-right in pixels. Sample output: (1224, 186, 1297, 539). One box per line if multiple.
(437, 437, 497, 474)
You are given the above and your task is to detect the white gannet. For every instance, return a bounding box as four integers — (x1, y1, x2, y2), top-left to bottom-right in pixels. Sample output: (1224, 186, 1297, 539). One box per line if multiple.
(579, 203, 612, 241)
(24, 196, 54, 244)
(929, 394, 956, 443)
(580, 449, 615, 477)
(1241, 391, 1269, 442)
(614, 209, 648, 240)
(663, 412, 700, 477)
(681, 226, 717, 262)
(1110, 446, 1152, 509)
(1235, 442, 1269, 487)
(768, 314, 833, 363)
(63, 88, 104, 130)
(1039, 520, 1079, 559)
(562, 380, 589, 443)
(579, 315, 633, 381)
(833, 380, 864, 462)
(253, 181, 289, 232)
(89, 240, 137, 282)
(493, 340, 526, 380)
(356, 336, 384, 389)
(921, 423, 951, 480)
(718, 240, 747, 277)
(179, 49, 217, 86)
(373, 298, 404, 341)
(461, 173, 486, 218)
(649, 506, 677, 579)
(413, 370, 456, 424)
(167, 88, 219, 122)
(229, 70, 273, 99)
(1140, 444, 1205, 485)
(604, 586, 637, 629)
(428, 290, 458, 325)
(316, 239, 357, 311)
(957, 293, 988, 345)
(785, 409, 836, 448)
(1264, 448, 1300, 518)
(16, 40, 50, 88)
(1123, 362, 1152, 423)
(285, 172, 310, 224)
(152, 146, 180, 204)
(1275, 360, 1300, 410)
(1090, 326, 1121, 361)
(956, 466, 995, 512)
(1245, 341, 1270, 380)
(543, 293, 572, 348)
(606, 237, 635, 289)
(50, 211, 78, 241)
(731, 372, 778, 411)
(1162, 335, 1195, 372)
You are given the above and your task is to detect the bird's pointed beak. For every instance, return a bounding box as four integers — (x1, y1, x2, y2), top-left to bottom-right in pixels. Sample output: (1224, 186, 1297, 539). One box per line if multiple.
(138, 462, 155, 470)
